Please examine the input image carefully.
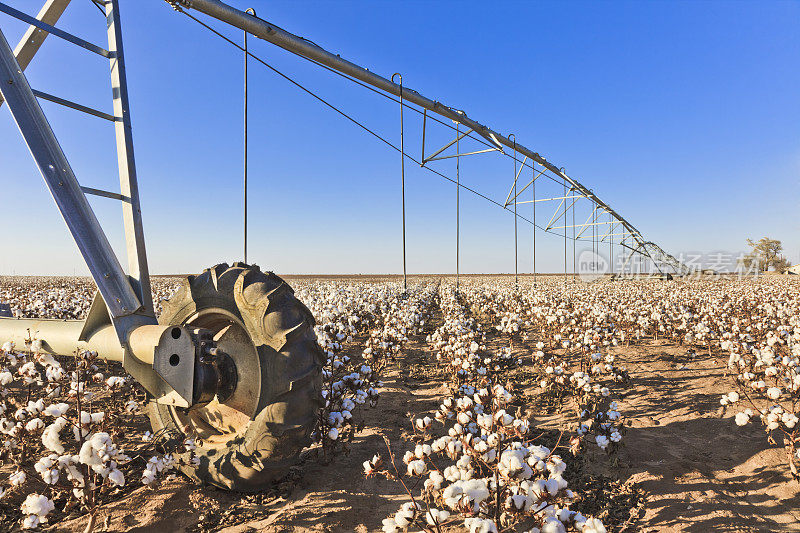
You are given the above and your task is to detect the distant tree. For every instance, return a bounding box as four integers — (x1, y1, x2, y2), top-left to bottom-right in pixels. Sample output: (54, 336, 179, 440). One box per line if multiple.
(773, 256, 791, 274)
(740, 237, 786, 273)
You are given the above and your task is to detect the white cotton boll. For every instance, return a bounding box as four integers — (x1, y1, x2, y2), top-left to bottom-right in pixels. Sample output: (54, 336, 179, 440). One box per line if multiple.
(327, 411, 344, 427)
(431, 436, 448, 453)
(363, 459, 375, 475)
(767, 387, 781, 400)
(464, 517, 498, 533)
(415, 444, 432, 458)
(735, 412, 750, 426)
(426, 508, 450, 526)
(25, 418, 44, 432)
(595, 435, 610, 450)
(41, 467, 59, 485)
(557, 507, 573, 522)
(425, 470, 444, 491)
(415, 416, 432, 430)
(544, 477, 560, 496)
(494, 410, 513, 427)
(108, 468, 125, 487)
(443, 465, 461, 482)
(327, 427, 339, 440)
(0, 371, 13, 386)
(541, 517, 566, 533)
(407, 459, 427, 476)
(42, 418, 67, 454)
(583, 517, 607, 533)
(125, 400, 139, 414)
(513, 418, 530, 434)
(727, 391, 740, 403)
(106, 376, 125, 388)
(43, 403, 69, 417)
(45, 365, 64, 381)
(507, 493, 530, 511)
(393, 508, 414, 528)
(20, 493, 54, 524)
(381, 517, 400, 533)
(10, 469, 26, 486)
(142, 467, 157, 485)
(456, 454, 472, 470)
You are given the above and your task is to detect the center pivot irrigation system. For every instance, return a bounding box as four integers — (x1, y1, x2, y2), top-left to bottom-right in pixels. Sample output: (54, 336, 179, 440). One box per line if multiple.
(0, 0, 689, 490)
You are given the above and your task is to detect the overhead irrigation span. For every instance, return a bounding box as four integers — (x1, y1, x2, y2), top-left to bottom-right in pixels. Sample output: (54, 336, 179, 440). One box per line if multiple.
(166, 0, 690, 282)
(0, 0, 690, 285)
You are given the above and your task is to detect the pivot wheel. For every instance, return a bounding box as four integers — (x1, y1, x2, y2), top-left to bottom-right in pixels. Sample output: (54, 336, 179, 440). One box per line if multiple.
(148, 263, 324, 491)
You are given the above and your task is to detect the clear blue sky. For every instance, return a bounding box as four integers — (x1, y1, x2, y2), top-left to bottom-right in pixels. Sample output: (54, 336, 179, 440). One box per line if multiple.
(1, 0, 798, 275)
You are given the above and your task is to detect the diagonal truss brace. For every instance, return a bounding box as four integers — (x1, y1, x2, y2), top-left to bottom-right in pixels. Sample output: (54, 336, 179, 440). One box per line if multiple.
(544, 189, 583, 231)
(506, 165, 548, 206)
(503, 156, 528, 206)
(0, 0, 71, 109)
(420, 110, 500, 165)
(0, 26, 140, 318)
(0, 0, 156, 323)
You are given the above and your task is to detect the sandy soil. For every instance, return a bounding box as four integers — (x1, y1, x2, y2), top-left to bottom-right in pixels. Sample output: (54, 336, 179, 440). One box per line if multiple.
(45, 331, 799, 532)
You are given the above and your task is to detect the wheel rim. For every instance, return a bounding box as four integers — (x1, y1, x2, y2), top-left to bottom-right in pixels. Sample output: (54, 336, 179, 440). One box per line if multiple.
(169, 307, 262, 445)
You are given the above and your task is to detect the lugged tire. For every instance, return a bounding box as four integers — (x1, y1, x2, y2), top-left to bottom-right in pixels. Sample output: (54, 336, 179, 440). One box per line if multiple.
(148, 262, 324, 491)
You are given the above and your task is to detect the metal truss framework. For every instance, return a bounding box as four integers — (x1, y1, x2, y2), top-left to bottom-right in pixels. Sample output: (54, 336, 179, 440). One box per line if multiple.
(0, 0, 690, 281)
(0, 0, 174, 396)
(169, 0, 690, 279)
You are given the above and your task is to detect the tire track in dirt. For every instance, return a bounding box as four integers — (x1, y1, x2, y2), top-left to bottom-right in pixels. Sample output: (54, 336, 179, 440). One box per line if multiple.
(612, 340, 800, 532)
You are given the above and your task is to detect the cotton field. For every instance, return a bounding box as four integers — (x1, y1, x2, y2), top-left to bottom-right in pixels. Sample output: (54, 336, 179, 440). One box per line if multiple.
(0, 274, 798, 532)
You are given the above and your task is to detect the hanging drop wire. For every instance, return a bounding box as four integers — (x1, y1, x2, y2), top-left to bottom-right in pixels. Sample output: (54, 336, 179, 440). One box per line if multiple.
(593, 202, 597, 275)
(510, 134, 518, 290)
(532, 161, 536, 287)
(392, 73, 407, 293)
(572, 187, 576, 283)
(177, 6, 618, 250)
(455, 121, 460, 294)
(243, 10, 256, 263)
(609, 211, 613, 277)
(563, 178, 567, 284)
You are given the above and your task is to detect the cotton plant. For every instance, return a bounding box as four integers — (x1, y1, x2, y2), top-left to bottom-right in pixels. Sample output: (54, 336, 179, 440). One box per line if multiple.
(0, 277, 182, 321)
(312, 283, 436, 457)
(524, 351, 625, 456)
(0, 341, 197, 529)
(722, 315, 800, 478)
(366, 347, 607, 533)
